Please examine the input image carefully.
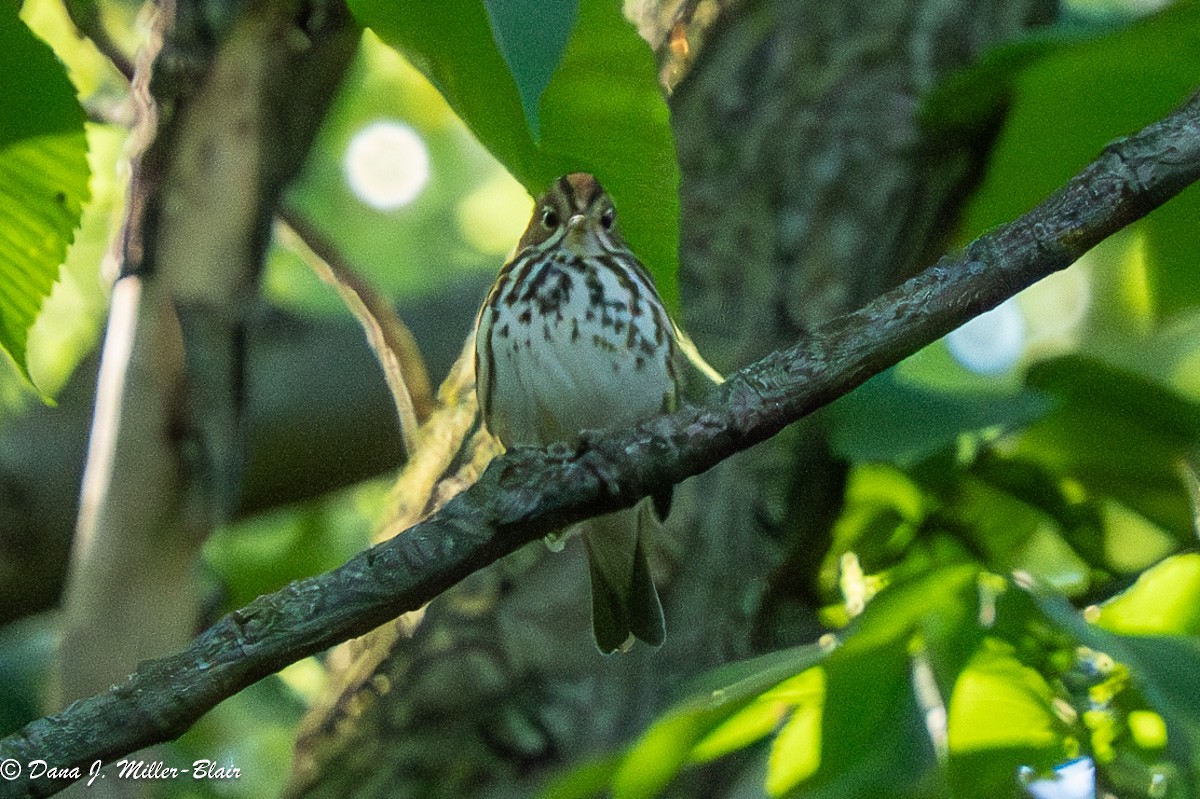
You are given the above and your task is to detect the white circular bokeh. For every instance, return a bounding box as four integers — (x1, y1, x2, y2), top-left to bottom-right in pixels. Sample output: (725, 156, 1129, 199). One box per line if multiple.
(946, 298, 1026, 376)
(344, 121, 430, 211)
(1021, 757, 1096, 799)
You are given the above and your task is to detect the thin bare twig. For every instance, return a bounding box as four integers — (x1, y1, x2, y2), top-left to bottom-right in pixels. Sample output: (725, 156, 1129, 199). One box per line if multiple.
(275, 209, 435, 453)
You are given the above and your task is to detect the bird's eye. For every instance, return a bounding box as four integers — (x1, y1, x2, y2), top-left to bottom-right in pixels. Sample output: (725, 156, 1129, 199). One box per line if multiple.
(541, 207, 560, 229)
(600, 207, 615, 230)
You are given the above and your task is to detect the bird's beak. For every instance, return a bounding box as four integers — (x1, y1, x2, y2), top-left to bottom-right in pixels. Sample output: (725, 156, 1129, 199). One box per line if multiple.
(563, 214, 591, 252)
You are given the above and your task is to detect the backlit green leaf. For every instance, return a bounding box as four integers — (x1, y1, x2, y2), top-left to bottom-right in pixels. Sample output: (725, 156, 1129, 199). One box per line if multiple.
(611, 642, 832, 799)
(949, 642, 1062, 752)
(946, 641, 1069, 799)
(1093, 554, 1200, 636)
(763, 670, 824, 794)
(777, 637, 934, 798)
(771, 567, 979, 797)
(693, 668, 823, 766)
(0, 6, 89, 378)
(538, 753, 623, 799)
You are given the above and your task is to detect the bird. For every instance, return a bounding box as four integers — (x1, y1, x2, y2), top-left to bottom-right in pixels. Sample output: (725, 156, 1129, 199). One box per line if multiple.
(474, 172, 684, 653)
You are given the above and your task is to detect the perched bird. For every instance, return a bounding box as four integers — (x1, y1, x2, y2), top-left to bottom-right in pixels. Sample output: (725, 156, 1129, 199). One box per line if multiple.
(475, 172, 682, 653)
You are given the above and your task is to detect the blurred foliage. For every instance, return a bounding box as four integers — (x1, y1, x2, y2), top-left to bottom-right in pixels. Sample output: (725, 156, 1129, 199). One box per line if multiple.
(347, 0, 682, 312)
(554, 565, 1200, 798)
(927, 0, 1200, 322)
(203, 479, 384, 610)
(275, 31, 529, 317)
(0, 1, 89, 382)
(0, 617, 57, 740)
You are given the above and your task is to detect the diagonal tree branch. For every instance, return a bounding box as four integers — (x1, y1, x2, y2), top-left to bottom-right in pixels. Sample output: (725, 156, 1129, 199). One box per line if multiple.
(2, 88, 1198, 799)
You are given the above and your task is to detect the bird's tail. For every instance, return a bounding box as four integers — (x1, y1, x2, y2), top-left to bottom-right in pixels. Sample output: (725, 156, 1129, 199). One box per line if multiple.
(581, 499, 665, 654)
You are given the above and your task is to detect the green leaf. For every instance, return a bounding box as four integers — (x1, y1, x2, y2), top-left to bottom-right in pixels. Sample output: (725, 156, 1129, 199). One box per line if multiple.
(612, 705, 717, 799)
(538, 754, 623, 799)
(483, 0, 578, 140)
(1026, 355, 1200, 445)
(1093, 554, 1200, 636)
(693, 667, 824, 766)
(953, 649, 1056, 750)
(762, 670, 825, 793)
(778, 639, 936, 798)
(823, 463, 929, 584)
(957, 0, 1200, 320)
(348, 0, 680, 311)
(1014, 355, 1200, 538)
(0, 6, 90, 378)
(967, 456, 1109, 572)
(838, 564, 981, 655)
(935, 475, 1091, 596)
(26, 122, 127, 398)
(826, 366, 1050, 464)
(599, 567, 982, 799)
(765, 568, 980, 797)
(946, 640, 1069, 799)
(610, 642, 833, 799)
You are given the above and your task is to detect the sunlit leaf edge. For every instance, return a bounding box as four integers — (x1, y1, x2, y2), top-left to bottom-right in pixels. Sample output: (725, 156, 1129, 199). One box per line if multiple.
(0, 10, 90, 378)
(609, 642, 832, 799)
(0, 131, 90, 379)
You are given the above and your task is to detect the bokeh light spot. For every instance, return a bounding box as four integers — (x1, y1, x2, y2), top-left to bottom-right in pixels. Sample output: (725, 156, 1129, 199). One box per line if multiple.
(947, 298, 1026, 376)
(1020, 266, 1091, 355)
(344, 120, 430, 211)
(1020, 756, 1095, 799)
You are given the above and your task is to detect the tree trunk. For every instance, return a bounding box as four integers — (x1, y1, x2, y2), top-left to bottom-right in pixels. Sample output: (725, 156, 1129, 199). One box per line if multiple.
(53, 0, 358, 714)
